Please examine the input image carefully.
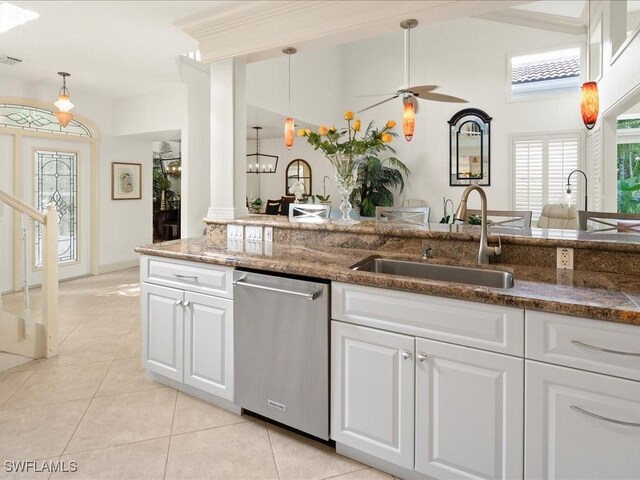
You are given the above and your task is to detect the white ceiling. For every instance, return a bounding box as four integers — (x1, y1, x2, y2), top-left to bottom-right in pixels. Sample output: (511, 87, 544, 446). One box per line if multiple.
(1, 1, 218, 98)
(514, 1, 585, 19)
(247, 105, 316, 140)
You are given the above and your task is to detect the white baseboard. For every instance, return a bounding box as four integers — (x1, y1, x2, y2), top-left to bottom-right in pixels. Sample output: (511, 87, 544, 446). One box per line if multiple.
(97, 259, 140, 275)
(207, 206, 249, 220)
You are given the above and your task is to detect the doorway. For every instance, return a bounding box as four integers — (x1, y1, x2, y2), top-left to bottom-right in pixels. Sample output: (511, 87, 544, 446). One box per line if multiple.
(152, 139, 182, 242)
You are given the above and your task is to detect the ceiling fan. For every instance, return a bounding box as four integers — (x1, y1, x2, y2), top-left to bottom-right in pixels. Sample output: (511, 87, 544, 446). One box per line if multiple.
(358, 19, 468, 141)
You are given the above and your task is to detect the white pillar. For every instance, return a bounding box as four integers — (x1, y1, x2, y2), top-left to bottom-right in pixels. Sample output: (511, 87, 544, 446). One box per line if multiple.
(207, 57, 249, 219)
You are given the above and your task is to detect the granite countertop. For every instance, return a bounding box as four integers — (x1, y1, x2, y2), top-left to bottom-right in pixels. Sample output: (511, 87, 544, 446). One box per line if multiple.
(135, 237, 640, 326)
(204, 215, 640, 252)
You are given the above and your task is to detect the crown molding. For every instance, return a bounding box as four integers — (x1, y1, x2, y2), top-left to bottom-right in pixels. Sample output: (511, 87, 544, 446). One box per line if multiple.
(477, 8, 587, 36)
(176, 0, 531, 64)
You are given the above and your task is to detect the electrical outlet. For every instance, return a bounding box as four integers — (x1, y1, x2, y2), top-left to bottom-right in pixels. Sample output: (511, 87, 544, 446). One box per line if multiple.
(227, 224, 244, 241)
(556, 247, 574, 270)
(245, 226, 262, 241)
(264, 227, 273, 242)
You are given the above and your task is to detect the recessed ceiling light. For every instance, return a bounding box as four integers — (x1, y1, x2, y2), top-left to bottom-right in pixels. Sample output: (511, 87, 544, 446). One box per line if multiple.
(0, 2, 39, 34)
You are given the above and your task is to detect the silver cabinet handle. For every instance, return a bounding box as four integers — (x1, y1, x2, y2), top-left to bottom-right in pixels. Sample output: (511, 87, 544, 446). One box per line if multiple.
(175, 300, 183, 306)
(174, 273, 198, 280)
(571, 340, 640, 357)
(417, 352, 428, 363)
(401, 350, 412, 360)
(183, 301, 191, 308)
(570, 405, 640, 427)
(233, 278, 320, 300)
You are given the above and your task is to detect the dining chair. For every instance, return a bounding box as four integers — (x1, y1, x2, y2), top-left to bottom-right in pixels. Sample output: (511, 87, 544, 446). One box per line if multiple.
(265, 199, 282, 215)
(578, 211, 640, 232)
(289, 204, 332, 223)
(376, 207, 430, 226)
(537, 204, 578, 229)
(466, 209, 532, 229)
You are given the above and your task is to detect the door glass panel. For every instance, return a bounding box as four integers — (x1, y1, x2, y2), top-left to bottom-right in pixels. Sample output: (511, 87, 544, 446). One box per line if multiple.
(34, 150, 78, 267)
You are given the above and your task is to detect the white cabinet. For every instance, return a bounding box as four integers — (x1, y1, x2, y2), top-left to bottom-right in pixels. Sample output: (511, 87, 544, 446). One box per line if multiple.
(415, 338, 523, 480)
(141, 256, 234, 402)
(142, 283, 183, 381)
(183, 291, 233, 400)
(526, 361, 640, 480)
(331, 321, 415, 470)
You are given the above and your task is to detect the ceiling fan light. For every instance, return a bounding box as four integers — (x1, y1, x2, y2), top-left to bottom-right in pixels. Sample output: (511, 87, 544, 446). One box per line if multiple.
(54, 94, 74, 112)
(284, 117, 295, 149)
(55, 110, 73, 128)
(403, 101, 415, 141)
(580, 81, 598, 130)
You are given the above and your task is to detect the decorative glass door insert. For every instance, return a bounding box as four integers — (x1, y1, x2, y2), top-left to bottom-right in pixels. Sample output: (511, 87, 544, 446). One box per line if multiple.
(34, 150, 78, 267)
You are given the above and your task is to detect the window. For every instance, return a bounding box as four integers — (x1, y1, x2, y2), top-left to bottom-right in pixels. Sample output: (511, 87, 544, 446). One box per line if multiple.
(34, 150, 78, 267)
(617, 118, 640, 213)
(183, 50, 202, 62)
(0, 103, 92, 137)
(513, 133, 581, 221)
(509, 47, 581, 99)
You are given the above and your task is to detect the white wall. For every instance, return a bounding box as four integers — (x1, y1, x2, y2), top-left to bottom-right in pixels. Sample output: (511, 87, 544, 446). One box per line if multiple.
(246, 17, 583, 218)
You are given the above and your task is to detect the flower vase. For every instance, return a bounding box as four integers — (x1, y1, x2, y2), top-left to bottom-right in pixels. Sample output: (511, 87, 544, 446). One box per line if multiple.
(327, 153, 363, 225)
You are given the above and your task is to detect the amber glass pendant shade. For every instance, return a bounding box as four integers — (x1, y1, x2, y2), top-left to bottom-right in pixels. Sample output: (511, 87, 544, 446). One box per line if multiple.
(284, 117, 295, 149)
(403, 101, 416, 141)
(580, 81, 599, 130)
(55, 111, 73, 128)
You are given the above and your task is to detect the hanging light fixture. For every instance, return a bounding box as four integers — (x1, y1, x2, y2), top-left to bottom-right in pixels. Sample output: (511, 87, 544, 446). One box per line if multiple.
(54, 72, 74, 128)
(283, 47, 297, 150)
(246, 127, 279, 174)
(401, 19, 418, 141)
(581, 0, 598, 130)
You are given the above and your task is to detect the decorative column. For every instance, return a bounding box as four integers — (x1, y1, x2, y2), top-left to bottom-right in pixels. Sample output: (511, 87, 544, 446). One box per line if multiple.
(207, 57, 249, 220)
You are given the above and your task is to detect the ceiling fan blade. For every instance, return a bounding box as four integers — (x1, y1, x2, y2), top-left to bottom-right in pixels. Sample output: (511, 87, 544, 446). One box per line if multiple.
(355, 93, 401, 98)
(357, 95, 398, 113)
(420, 92, 468, 103)
(407, 85, 439, 97)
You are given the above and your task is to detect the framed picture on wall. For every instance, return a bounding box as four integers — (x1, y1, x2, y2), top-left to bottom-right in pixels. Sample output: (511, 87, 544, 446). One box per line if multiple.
(112, 162, 142, 200)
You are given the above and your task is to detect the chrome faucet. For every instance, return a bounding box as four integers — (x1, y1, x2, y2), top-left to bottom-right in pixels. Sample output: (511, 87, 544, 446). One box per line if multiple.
(454, 185, 502, 265)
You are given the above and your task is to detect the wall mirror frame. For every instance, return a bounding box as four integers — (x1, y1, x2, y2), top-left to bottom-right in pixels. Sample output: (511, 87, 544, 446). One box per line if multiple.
(448, 108, 492, 187)
(285, 159, 312, 195)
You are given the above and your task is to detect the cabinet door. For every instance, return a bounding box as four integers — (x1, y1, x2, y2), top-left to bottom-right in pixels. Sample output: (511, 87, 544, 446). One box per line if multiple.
(183, 291, 234, 400)
(141, 282, 184, 381)
(331, 321, 415, 470)
(415, 338, 523, 480)
(526, 361, 640, 480)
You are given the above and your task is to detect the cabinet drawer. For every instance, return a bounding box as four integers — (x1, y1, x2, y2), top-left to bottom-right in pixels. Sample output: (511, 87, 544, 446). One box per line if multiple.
(141, 255, 233, 298)
(526, 361, 640, 480)
(332, 282, 524, 356)
(526, 310, 640, 381)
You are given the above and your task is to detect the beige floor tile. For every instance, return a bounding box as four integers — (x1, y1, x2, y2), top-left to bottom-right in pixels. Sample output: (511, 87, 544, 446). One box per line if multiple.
(67, 316, 135, 339)
(2, 362, 111, 410)
(165, 422, 278, 480)
(116, 331, 140, 359)
(53, 437, 170, 480)
(0, 371, 33, 407)
(3, 359, 45, 373)
(0, 400, 89, 460)
(65, 387, 176, 454)
(171, 391, 247, 435)
(268, 424, 365, 480)
(44, 335, 126, 367)
(95, 358, 163, 397)
(324, 468, 395, 480)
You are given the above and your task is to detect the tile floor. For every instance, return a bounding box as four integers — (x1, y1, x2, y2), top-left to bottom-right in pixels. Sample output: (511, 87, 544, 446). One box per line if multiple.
(0, 268, 395, 480)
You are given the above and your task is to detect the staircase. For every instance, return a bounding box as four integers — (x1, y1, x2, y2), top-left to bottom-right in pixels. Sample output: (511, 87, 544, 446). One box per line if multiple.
(0, 189, 59, 368)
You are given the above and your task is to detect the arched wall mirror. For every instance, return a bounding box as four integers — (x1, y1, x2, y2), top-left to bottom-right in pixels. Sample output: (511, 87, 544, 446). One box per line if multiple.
(448, 108, 492, 186)
(286, 159, 312, 195)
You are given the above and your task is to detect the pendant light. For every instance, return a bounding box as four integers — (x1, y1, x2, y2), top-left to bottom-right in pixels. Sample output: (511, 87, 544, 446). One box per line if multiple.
(581, 0, 598, 130)
(401, 19, 418, 141)
(54, 72, 74, 128)
(246, 127, 279, 174)
(283, 47, 297, 149)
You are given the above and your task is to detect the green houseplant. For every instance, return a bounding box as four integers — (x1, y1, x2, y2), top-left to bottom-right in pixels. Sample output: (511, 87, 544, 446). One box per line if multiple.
(350, 154, 410, 218)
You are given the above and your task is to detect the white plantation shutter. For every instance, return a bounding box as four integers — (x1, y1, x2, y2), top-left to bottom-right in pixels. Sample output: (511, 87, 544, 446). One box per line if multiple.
(548, 135, 579, 206)
(513, 133, 582, 222)
(586, 127, 602, 211)
(515, 139, 544, 220)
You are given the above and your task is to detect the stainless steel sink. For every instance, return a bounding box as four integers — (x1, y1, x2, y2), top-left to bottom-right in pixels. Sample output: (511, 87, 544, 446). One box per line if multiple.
(350, 257, 514, 289)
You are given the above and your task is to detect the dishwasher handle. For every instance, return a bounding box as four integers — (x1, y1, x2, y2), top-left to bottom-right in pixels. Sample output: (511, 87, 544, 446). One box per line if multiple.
(233, 278, 321, 301)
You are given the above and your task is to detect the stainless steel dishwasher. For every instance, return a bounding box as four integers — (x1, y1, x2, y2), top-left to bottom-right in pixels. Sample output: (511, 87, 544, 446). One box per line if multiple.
(233, 270, 330, 440)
